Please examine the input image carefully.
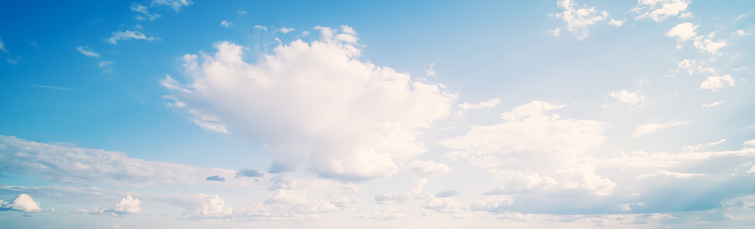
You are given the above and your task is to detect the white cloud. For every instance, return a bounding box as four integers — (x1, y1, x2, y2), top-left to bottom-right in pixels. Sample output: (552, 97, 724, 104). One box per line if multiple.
(0, 194, 42, 212)
(702, 100, 724, 108)
(608, 90, 645, 105)
(254, 25, 268, 31)
(693, 33, 728, 55)
(744, 139, 755, 146)
(683, 139, 726, 153)
(637, 170, 704, 179)
(0, 36, 7, 53)
(632, 121, 689, 138)
(220, 20, 232, 28)
(736, 30, 748, 37)
(130, 3, 161, 21)
(550, 28, 561, 37)
(423, 195, 466, 215)
(406, 160, 450, 178)
(301, 31, 310, 37)
(633, 0, 690, 22)
(666, 22, 698, 48)
(442, 101, 614, 195)
(107, 30, 157, 44)
(425, 62, 436, 77)
(0, 135, 246, 186)
(151, 0, 192, 12)
(608, 19, 625, 27)
(76, 45, 100, 58)
(162, 26, 456, 183)
(459, 98, 501, 111)
(360, 207, 408, 220)
(499, 100, 565, 121)
(112, 195, 141, 214)
(700, 75, 736, 91)
(279, 27, 294, 34)
(553, 0, 609, 39)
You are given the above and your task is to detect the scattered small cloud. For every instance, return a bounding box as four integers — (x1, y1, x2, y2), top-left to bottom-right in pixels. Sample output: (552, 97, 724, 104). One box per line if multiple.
(552, 0, 608, 39)
(633, 0, 690, 22)
(29, 84, 75, 91)
(130, 3, 161, 21)
(151, 0, 193, 12)
(425, 62, 437, 77)
(608, 90, 645, 106)
(301, 31, 310, 37)
(76, 45, 100, 58)
(700, 75, 736, 91)
(550, 28, 561, 36)
(220, 20, 232, 28)
(107, 29, 157, 44)
(633, 121, 689, 138)
(279, 27, 294, 34)
(237, 10, 247, 15)
(608, 19, 625, 27)
(254, 25, 268, 31)
(702, 100, 724, 108)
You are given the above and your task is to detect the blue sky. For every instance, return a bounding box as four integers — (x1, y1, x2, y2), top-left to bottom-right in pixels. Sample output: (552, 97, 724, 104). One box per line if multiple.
(1, 0, 754, 228)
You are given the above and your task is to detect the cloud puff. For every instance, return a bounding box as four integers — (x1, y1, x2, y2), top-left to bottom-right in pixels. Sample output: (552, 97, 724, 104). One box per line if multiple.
(666, 22, 698, 49)
(0, 194, 42, 212)
(220, 20, 232, 28)
(112, 195, 141, 214)
(107, 29, 157, 44)
(553, 0, 609, 39)
(443, 101, 614, 195)
(0, 135, 245, 186)
(130, 3, 161, 21)
(459, 98, 501, 111)
(162, 26, 456, 183)
(632, 121, 688, 138)
(699, 75, 736, 91)
(279, 27, 294, 34)
(633, 0, 690, 22)
(76, 45, 100, 58)
(151, 0, 192, 12)
(608, 19, 625, 27)
(609, 90, 645, 106)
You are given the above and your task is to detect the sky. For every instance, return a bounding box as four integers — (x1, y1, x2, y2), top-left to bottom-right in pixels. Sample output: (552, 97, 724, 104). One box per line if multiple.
(1, 0, 754, 228)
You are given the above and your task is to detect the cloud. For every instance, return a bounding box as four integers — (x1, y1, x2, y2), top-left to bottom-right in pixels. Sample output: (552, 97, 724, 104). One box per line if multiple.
(745, 140, 755, 146)
(553, 0, 609, 39)
(459, 98, 501, 111)
(254, 25, 268, 31)
(702, 100, 724, 108)
(435, 190, 460, 197)
(637, 171, 704, 179)
(608, 19, 625, 27)
(0, 194, 42, 212)
(423, 195, 466, 215)
(0, 135, 247, 186)
(633, 0, 690, 22)
(279, 27, 294, 34)
(151, 0, 192, 12)
(443, 101, 614, 196)
(406, 160, 450, 178)
(425, 62, 436, 77)
(550, 28, 561, 37)
(0, 36, 8, 53)
(608, 90, 645, 105)
(632, 121, 689, 138)
(699, 75, 736, 91)
(130, 3, 161, 21)
(162, 26, 456, 183)
(360, 207, 408, 220)
(107, 29, 157, 44)
(236, 168, 263, 178)
(692, 33, 728, 55)
(112, 195, 141, 214)
(499, 100, 565, 121)
(220, 20, 232, 28)
(682, 139, 726, 152)
(666, 22, 698, 48)
(268, 157, 296, 174)
(76, 45, 100, 58)
(205, 175, 226, 181)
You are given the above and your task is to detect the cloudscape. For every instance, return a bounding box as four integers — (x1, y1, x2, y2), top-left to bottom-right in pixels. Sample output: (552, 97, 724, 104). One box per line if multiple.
(1, 0, 754, 228)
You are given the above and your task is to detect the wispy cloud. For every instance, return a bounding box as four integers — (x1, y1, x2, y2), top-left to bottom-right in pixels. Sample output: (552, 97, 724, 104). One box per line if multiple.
(76, 45, 100, 58)
(28, 84, 75, 91)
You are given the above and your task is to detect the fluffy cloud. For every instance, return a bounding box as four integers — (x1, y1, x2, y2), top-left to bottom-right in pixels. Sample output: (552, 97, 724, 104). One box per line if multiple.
(632, 121, 688, 138)
(279, 27, 294, 34)
(442, 101, 614, 196)
(633, 0, 690, 22)
(693, 33, 728, 55)
(608, 19, 625, 27)
(553, 0, 609, 39)
(459, 98, 501, 111)
(152, 0, 192, 12)
(666, 22, 698, 49)
(699, 75, 736, 91)
(608, 90, 645, 106)
(0, 194, 42, 212)
(220, 20, 232, 28)
(76, 45, 100, 58)
(162, 26, 456, 182)
(130, 3, 161, 21)
(112, 195, 141, 214)
(107, 29, 157, 44)
(0, 135, 245, 186)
